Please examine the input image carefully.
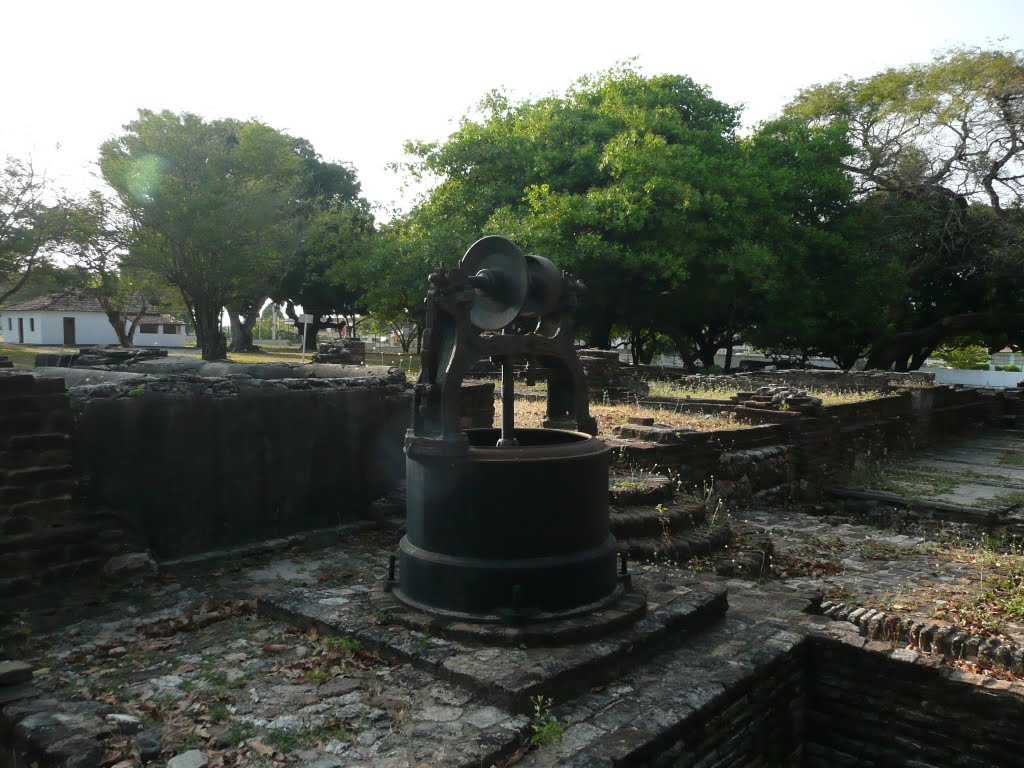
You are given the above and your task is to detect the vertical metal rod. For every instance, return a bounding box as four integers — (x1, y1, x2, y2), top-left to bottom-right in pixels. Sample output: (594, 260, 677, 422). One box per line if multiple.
(497, 359, 518, 447)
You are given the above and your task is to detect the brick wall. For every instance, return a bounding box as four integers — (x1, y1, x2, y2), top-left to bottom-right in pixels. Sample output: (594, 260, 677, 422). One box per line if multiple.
(0, 374, 124, 612)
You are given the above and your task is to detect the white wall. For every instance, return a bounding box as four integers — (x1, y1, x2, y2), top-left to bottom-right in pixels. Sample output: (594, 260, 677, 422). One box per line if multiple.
(0, 311, 195, 347)
(135, 328, 197, 348)
(926, 367, 1024, 388)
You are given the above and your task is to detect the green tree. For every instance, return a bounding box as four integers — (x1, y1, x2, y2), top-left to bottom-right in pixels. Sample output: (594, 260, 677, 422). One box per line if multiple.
(788, 47, 1024, 369)
(59, 192, 157, 346)
(99, 110, 311, 360)
(272, 169, 374, 352)
(1, 157, 67, 304)
(935, 339, 991, 370)
(239, 146, 369, 352)
(398, 65, 759, 359)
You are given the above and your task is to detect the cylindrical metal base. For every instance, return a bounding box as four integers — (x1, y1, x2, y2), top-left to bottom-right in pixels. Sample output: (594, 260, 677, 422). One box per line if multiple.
(396, 428, 617, 621)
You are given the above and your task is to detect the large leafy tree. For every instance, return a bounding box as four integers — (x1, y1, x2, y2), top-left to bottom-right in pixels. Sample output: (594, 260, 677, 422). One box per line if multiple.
(740, 117, 885, 369)
(99, 110, 310, 360)
(397, 66, 759, 356)
(788, 47, 1024, 369)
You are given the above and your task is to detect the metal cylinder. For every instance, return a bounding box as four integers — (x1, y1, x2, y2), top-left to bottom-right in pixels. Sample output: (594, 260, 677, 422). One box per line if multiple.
(397, 428, 617, 620)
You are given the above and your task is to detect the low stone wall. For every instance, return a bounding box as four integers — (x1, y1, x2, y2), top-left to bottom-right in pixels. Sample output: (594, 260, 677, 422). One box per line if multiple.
(610, 423, 792, 500)
(636, 366, 933, 392)
(70, 372, 410, 559)
(612, 385, 1011, 504)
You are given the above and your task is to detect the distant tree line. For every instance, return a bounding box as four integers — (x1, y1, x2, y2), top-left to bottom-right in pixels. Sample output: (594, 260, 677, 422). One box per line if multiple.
(1, 47, 1021, 368)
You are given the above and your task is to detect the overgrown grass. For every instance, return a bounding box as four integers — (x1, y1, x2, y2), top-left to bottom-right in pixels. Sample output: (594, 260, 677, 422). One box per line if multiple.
(497, 396, 747, 433)
(930, 534, 1024, 633)
(645, 379, 885, 405)
(842, 461, 962, 499)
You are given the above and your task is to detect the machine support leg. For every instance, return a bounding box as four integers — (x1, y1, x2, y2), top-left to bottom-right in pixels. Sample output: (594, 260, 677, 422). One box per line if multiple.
(497, 359, 519, 447)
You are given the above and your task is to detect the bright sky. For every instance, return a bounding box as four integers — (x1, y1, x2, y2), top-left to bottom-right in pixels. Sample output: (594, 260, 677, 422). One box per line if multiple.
(3, 0, 1022, 219)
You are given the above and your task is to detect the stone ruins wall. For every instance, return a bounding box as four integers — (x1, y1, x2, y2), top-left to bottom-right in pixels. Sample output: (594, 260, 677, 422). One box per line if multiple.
(611, 385, 1018, 503)
(803, 638, 1024, 766)
(0, 374, 126, 611)
(70, 372, 411, 559)
(643, 636, 1024, 767)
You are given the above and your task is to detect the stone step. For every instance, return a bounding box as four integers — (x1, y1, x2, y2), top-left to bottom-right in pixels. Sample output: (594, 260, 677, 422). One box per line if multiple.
(259, 572, 730, 716)
(609, 501, 706, 540)
(617, 527, 732, 566)
(608, 473, 675, 506)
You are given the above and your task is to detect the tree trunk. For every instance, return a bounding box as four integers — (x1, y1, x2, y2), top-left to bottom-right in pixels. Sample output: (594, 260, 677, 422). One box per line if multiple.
(227, 304, 261, 353)
(586, 303, 615, 349)
(194, 299, 227, 361)
(630, 327, 642, 367)
(666, 332, 699, 372)
(909, 345, 935, 370)
(866, 312, 1024, 370)
(183, 293, 203, 351)
(696, 333, 719, 369)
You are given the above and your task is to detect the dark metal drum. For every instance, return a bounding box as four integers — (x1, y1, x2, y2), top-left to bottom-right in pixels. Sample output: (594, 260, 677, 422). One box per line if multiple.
(395, 428, 617, 620)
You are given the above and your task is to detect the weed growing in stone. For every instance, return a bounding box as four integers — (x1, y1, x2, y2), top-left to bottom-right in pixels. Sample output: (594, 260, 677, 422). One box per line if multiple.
(860, 541, 905, 560)
(306, 666, 330, 685)
(223, 720, 257, 746)
(998, 451, 1024, 468)
(266, 728, 299, 753)
(325, 635, 363, 652)
(529, 695, 564, 748)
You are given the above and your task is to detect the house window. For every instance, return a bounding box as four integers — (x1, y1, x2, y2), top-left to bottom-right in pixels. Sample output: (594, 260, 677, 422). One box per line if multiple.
(139, 324, 159, 334)
(29, 318, 35, 331)
(6, 318, 10, 330)
(162, 324, 181, 335)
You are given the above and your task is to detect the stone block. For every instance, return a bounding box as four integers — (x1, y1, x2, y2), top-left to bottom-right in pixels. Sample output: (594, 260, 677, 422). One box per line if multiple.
(103, 552, 159, 581)
(0, 660, 34, 685)
(167, 749, 208, 768)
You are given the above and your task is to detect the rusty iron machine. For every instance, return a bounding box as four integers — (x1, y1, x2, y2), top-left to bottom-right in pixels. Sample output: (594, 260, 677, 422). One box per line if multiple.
(393, 236, 624, 623)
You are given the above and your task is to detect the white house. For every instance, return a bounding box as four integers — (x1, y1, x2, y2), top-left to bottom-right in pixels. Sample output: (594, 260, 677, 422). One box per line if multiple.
(0, 291, 196, 348)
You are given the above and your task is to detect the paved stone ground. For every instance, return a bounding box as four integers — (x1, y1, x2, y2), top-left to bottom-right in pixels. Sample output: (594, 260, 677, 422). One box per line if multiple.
(4, 506, 1024, 768)
(6, 429, 1024, 766)
(831, 428, 1024, 527)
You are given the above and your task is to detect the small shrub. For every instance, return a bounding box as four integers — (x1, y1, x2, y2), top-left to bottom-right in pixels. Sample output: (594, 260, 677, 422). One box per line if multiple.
(529, 695, 564, 748)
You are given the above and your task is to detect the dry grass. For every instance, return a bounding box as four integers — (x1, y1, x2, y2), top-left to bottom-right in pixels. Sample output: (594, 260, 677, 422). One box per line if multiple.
(645, 380, 884, 405)
(0, 343, 80, 368)
(0, 342, 421, 372)
(497, 396, 747, 434)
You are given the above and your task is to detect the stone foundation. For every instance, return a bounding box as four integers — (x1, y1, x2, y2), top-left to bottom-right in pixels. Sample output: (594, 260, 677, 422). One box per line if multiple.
(70, 372, 410, 559)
